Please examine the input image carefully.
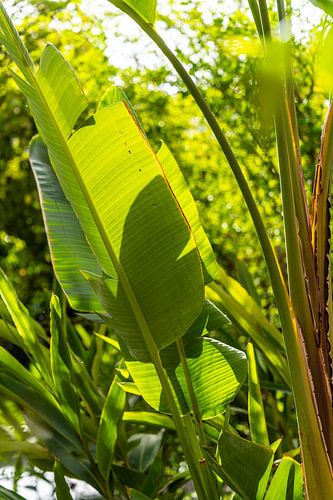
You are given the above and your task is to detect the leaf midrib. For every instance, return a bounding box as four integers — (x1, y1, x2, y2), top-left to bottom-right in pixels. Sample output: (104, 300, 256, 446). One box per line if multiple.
(25, 62, 160, 361)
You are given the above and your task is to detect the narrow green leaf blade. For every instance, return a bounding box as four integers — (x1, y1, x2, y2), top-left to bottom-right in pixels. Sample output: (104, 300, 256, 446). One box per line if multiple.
(0, 486, 25, 500)
(0, 348, 81, 449)
(122, 411, 175, 430)
(247, 341, 269, 447)
(96, 374, 126, 480)
(0, 267, 52, 385)
(54, 461, 74, 500)
(265, 457, 304, 500)
(50, 294, 81, 433)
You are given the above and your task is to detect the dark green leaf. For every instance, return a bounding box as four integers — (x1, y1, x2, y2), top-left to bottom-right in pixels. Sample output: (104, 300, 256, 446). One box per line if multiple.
(127, 430, 164, 472)
(217, 431, 274, 499)
(265, 457, 304, 500)
(96, 374, 126, 480)
(54, 461, 74, 500)
(0, 485, 25, 500)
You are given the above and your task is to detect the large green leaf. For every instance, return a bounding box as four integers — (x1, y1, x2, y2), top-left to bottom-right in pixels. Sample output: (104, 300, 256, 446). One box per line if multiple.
(30, 137, 104, 312)
(0, 12, 206, 360)
(98, 88, 218, 284)
(207, 270, 291, 388)
(125, 334, 247, 418)
(265, 457, 304, 499)
(68, 100, 204, 360)
(157, 142, 219, 283)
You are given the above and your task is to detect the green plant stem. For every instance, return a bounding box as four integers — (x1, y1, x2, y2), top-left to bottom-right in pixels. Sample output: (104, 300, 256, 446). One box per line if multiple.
(275, 0, 320, 328)
(247, 0, 264, 38)
(176, 339, 217, 499)
(258, 0, 271, 39)
(152, 350, 210, 500)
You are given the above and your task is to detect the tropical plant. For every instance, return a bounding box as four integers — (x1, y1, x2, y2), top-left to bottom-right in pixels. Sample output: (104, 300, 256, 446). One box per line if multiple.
(103, 1, 333, 498)
(0, 0, 332, 499)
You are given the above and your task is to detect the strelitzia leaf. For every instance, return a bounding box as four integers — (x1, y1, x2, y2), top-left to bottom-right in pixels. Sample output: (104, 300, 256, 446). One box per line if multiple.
(0, 267, 52, 385)
(217, 431, 274, 499)
(247, 342, 269, 447)
(30, 137, 104, 313)
(50, 294, 81, 433)
(125, 336, 247, 417)
(0, 3, 35, 79)
(98, 85, 144, 131)
(4, 34, 204, 361)
(265, 456, 304, 499)
(96, 374, 126, 481)
(54, 461, 74, 500)
(99, 90, 218, 284)
(157, 142, 219, 283)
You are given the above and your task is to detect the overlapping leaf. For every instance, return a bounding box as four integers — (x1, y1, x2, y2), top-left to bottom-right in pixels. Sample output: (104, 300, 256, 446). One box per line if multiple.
(30, 138, 104, 312)
(124, 308, 246, 417)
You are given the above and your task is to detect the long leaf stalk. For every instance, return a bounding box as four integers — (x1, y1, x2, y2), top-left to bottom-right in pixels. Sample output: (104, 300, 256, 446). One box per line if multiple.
(152, 351, 210, 500)
(312, 102, 333, 364)
(107, 0, 333, 495)
(176, 339, 218, 499)
(253, 0, 333, 494)
(276, 0, 320, 329)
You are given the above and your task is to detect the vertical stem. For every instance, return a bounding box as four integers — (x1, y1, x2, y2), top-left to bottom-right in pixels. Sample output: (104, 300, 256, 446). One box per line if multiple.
(176, 339, 218, 499)
(152, 350, 211, 499)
